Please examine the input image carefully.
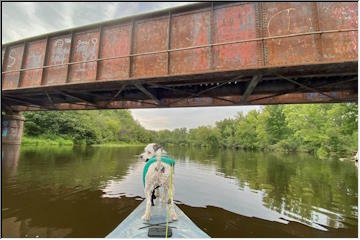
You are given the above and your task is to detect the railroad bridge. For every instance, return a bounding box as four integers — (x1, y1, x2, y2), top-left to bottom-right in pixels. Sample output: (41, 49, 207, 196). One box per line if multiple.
(1, 2, 358, 144)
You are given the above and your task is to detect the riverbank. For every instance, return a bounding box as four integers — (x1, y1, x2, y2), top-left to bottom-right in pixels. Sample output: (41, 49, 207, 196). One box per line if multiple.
(91, 142, 146, 147)
(21, 137, 355, 161)
(21, 105, 357, 159)
(22, 136, 73, 146)
(21, 136, 146, 148)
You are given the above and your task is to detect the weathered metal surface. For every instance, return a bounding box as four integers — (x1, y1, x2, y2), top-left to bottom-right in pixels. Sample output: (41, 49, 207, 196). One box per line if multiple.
(43, 35, 72, 85)
(170, 10, 211, 74)
(263, 2, 317, 65)
(8, 89, 356, 112)
(98, 24, 131, 80)
(133, 17, 169, 77)
(21, 39, 47, 87)
(248, 91, 356, 105)
(1, 2, 358, 110)
(69, 29, 100, 83)
(213, 3, 258, 69)
(157, 90, 356, 107)
(317, 2, 358, 61)
(2, 2, 357, 87)
(2, 44, 25, 89)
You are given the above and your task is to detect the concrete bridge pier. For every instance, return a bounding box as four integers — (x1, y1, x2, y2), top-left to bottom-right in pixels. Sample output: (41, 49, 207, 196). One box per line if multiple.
(2, 112, 25, 145)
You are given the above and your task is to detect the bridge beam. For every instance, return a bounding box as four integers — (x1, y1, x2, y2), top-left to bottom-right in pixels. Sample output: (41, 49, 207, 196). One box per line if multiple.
(8, 89, 356, 111)
(3, 96, 48, 110)
(59, 91, 99, 108)
(134, 83, 162, 106)
(274, 73, 338, 101)
(2, 112, 25, 145)
(241, 74, 262, 104)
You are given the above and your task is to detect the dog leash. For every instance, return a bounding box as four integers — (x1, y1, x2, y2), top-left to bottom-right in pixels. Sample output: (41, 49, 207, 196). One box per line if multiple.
(165, 165, 174, 238)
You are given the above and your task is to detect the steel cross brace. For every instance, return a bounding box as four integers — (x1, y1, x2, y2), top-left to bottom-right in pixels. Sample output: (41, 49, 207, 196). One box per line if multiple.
(274, 72, 339, 101)
(248, 76, 357, 103)
(241, 74, 263, 104)
(134, 83, 163, 106)
(163, 75, 244, 106)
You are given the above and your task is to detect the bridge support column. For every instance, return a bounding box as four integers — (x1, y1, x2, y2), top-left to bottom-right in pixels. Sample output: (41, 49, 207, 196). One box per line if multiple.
(2, 112, 25, 145)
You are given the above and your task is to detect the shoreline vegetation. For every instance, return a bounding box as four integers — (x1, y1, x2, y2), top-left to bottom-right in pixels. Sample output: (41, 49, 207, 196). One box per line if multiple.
(91, 142, 146, 147)
(22, 136, 73, 146)
(21, 137, 146, 148)
(21, 104, 358, 159)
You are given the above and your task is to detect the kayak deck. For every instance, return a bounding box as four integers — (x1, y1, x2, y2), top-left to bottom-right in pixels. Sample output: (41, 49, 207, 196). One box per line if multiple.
(106, 200, 209, 238)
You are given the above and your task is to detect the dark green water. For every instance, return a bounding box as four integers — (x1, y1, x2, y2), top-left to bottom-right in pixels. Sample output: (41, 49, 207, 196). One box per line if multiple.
(2, 144, 358, 237)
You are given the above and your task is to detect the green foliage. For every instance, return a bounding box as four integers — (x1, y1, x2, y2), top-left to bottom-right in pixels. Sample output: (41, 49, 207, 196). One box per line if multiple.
(262, 105, 290, 145)
(22, 136, 73, 146)
(282, 104, 358, 157)
(233, 111, 259, 150)
(23, 110, 153, 145)
(189, 126, 220, 147)
(23, 103, 358, 158)
(215, 118, 235, 148)
(182, 103, 357, 157)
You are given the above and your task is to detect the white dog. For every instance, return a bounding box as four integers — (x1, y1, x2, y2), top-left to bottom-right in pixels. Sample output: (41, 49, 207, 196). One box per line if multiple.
(140, 143, 177, 221)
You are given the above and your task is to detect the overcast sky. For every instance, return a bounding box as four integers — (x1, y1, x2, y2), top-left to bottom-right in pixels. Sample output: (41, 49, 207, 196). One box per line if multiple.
(2, 2, 260, 130)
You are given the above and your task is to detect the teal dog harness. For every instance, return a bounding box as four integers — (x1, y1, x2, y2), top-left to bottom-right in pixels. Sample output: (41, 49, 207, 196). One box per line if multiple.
(142, 156, 175, 186)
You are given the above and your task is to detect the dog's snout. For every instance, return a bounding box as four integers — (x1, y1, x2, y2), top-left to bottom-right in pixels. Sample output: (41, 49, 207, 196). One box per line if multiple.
(140, 153, 148, 162)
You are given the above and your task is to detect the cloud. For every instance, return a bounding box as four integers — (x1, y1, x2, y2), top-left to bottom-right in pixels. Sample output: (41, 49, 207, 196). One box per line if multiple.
(131, 106, 261, 131)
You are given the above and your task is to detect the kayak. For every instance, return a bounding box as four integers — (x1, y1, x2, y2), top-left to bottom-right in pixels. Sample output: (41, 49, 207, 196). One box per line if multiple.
(106, 199, 210, 238)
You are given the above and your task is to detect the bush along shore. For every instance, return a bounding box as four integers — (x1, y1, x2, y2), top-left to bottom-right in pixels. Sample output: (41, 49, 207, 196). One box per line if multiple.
(22, 104, 358, 159)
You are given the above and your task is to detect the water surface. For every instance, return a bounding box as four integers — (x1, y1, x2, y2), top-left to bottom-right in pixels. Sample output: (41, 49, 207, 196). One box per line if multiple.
(2, 145, 358, 237)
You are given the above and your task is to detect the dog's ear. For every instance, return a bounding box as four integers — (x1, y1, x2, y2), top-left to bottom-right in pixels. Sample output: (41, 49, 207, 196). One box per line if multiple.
(153, 144, 162, 152)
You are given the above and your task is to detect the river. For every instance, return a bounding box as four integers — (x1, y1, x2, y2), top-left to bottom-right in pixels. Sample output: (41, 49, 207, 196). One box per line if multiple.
(2, 144, 358, 237)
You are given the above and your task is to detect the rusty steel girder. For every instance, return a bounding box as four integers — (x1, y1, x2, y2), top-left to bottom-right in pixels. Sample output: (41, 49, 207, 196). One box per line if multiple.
(5, 90, 357, 112)
(1, 2, 358, 110)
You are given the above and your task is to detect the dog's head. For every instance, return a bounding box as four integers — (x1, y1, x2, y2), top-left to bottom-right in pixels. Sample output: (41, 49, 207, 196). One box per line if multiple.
(140, 143, 165, 162)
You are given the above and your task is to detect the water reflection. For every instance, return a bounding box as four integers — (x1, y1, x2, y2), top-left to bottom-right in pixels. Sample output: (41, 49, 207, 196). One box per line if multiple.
(2, 145, 357, 237)
(169, 147, 358, 229)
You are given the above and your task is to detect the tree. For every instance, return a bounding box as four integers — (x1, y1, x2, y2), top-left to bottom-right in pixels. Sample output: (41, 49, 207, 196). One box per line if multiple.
(23, 103, 358, 158)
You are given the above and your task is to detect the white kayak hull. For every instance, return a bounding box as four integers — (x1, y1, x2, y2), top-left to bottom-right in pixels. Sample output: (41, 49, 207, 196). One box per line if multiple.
(106, 200, 210, 238)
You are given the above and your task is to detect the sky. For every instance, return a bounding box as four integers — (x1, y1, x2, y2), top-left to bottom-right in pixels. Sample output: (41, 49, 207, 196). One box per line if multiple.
(2, 2, 260, 131)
